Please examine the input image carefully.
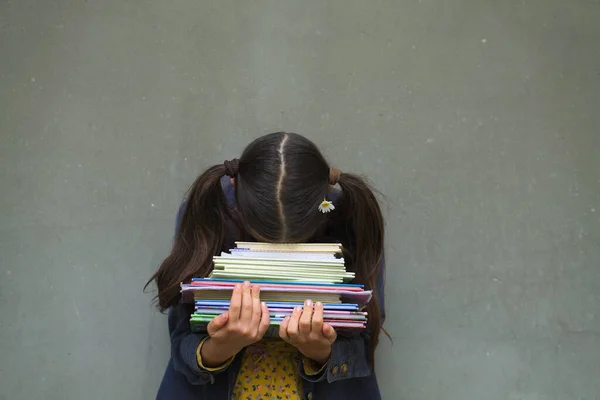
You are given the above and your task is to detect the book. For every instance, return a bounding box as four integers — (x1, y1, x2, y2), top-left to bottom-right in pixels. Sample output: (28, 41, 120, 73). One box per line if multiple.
(191, 278, 365, 289)
(214, 255, 345, 266)
(194, 300, 360, 310)
(209, 271, 353, 284)
(190, 318, 365, 329)
(229, 249, 342, 260)
(235, 242, 343, 253)
(191, 290, 342, 304)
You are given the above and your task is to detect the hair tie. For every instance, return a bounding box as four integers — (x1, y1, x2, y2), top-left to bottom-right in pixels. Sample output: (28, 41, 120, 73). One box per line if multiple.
(223, 158, 239, 177)
(329, 167, 342, 185)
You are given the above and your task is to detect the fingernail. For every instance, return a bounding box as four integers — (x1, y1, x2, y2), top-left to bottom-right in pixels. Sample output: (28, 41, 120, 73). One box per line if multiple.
(316, 302, 322, 307)
(261, 302, 266, 307)
(295, 306, 301, 312)
(234, 283, 241, 290)
(244, 281, 250, 287)
(305, 300, 312, 307)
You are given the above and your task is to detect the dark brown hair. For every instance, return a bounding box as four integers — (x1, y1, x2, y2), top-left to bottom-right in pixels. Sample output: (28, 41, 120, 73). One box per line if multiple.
(146, 132, 385, 362)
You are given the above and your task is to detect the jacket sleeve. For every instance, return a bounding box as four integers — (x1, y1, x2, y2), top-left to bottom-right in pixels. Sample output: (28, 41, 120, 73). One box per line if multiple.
(300, 254, 387, 383)
(168, 303, 220, 385)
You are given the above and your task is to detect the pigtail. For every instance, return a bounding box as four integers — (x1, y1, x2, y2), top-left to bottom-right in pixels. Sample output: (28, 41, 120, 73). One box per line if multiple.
(335, 172, 385, 364)
(146, 164, 230, 311)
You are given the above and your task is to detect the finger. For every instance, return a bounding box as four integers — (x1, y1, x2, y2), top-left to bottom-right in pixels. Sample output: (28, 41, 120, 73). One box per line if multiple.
(322, 323, 337, 344)
(299, 300, 313, 335)
(311, 302, 323, 335)
(240, 281, 253, 323)
(228, 283, 242, 321)
(250, 285, 262, 329)
(207, 312, 229, 337)
(257, 302, 271, 338)
(279, 316, 291, 343)
(287, 306, 302, 340)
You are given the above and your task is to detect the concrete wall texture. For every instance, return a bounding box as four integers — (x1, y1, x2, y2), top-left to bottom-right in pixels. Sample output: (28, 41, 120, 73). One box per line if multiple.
(1, 1, 599, 399)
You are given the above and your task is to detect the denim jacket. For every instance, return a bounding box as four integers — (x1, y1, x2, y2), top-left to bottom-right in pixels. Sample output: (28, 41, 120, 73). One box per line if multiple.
(156, 177, 385, 400)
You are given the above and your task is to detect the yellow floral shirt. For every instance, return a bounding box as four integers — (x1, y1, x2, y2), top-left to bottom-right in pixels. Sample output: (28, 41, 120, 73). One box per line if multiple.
(233, 339, 303, 399)
(197, 338, 326, 400)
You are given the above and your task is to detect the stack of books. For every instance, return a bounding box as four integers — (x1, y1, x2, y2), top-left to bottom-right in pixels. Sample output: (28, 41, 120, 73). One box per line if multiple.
(181, 242, 371, 331)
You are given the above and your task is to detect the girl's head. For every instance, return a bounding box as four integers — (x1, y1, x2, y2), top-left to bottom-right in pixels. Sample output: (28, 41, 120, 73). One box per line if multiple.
(149, 132, 385, 359)
(234, 132, 332, 242)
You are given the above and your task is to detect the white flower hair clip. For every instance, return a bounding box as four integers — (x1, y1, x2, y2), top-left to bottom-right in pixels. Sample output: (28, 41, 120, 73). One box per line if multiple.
(318, 198, 335, 213)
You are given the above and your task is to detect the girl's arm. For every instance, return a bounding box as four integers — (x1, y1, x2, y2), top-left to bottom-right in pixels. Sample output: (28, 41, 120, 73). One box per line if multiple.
(300, 330, 371, 383)
(168, 302, 235, 385)
(299, 254, 386, 383)
(168, 303, 212, 384)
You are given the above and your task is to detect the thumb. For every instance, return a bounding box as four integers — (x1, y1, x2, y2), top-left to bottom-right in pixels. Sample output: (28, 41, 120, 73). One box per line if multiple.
(322, 323, 337, 344)
(207, 312, 229, 336)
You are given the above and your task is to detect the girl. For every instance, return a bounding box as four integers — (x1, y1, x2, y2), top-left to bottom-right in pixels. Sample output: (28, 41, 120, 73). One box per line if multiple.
(148, 132, 386, 400)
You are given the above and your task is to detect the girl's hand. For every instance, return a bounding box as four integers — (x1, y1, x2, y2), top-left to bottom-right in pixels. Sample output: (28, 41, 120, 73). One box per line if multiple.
(279, 300, 337, 365)
(201, 281, 270, 366)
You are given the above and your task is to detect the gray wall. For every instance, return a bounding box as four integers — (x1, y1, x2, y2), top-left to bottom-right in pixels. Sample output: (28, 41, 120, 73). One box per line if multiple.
(1, 1, 599, 399)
